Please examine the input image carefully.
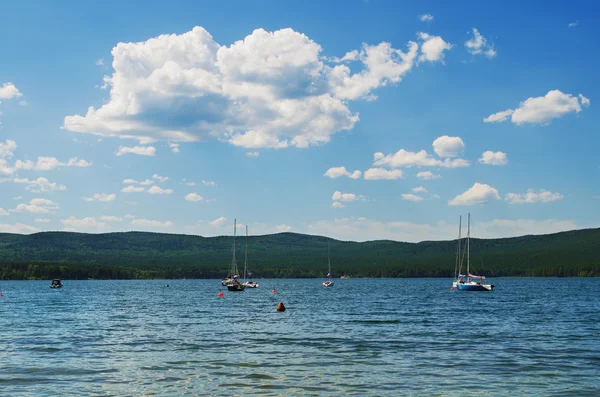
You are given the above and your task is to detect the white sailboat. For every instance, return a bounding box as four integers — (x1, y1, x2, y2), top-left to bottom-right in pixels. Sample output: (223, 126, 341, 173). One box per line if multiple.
(226, 219, 245, 292)
(322, 242, 334, 287)
(242, 226, 259, 288)
(452, 213, 494, 292)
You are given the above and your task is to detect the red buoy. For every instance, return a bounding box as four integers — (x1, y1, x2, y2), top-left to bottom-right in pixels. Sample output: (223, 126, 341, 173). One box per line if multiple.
(218, 292, 224, 297)
(271, 289, 276, 294)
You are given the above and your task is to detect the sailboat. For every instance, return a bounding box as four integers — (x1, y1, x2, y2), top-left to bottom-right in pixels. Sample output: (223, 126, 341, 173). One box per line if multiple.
(242, 226, 259, 288)
(322, 242, 334, 287)
(226, 219, 245, 292)
(452, 213, 494, 292)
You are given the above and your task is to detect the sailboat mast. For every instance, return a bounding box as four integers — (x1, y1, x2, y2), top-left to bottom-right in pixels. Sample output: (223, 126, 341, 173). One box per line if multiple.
(328, 242, 331, 278)
(232, 218, 237, 275)
(244, 225, 248, 282)
(455, 215, 462, 280)
(467, 213, 470, 279)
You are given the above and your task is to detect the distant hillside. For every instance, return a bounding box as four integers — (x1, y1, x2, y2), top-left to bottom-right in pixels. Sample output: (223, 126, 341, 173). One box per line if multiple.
(1, 228, 599, 279)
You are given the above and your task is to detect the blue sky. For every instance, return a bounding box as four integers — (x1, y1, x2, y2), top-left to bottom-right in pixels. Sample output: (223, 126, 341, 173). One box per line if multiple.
(0, 0, 598, 241)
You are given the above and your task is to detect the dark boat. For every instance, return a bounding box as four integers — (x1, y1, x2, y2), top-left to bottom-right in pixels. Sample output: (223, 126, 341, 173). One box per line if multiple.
(50, 279, 63, 289)
(225, 219, 245, 292)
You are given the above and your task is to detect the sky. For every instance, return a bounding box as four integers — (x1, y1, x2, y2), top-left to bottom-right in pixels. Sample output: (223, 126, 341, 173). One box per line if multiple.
(0, 0, 598, 242)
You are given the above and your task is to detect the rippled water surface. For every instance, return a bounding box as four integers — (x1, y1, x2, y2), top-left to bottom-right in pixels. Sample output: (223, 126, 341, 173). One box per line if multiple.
(1, 278, 599, 396)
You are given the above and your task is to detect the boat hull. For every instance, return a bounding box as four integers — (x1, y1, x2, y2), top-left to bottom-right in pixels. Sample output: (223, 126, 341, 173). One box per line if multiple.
(322, 281, 334, 287)
(456, 283, 493, 292)
(227, 284, 246, 292)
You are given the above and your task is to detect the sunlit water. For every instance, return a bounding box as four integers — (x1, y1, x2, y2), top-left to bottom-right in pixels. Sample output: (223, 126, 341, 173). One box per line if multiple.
(0, 278, 598, 396)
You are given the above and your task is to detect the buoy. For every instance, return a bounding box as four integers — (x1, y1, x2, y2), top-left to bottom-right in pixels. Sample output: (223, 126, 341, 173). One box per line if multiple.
(271, 289, 276, 294)
(0, 293, 4, 297)
(276, 302, 286, 312)
(218, 292, 224, 297)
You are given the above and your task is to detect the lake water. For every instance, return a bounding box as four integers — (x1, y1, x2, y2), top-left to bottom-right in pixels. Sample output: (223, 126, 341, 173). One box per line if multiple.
(0, 278, 599, 396)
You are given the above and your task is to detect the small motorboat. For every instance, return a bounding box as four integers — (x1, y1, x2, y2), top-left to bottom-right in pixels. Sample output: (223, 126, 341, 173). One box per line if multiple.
(50, 279, 63, 289)
(243, 281, 259, 288)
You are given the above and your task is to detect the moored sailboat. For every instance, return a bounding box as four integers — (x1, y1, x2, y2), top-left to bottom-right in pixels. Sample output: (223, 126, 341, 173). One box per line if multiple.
(322, 242, 334, 287)
(452, 213, 494, 292)
(226, 219, 245, 292)
(242, 226, 259, 288)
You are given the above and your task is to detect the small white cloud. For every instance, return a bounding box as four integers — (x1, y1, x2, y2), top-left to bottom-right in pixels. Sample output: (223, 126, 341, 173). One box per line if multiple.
(418, 32, 452, 63)
(412, 186, 428, 193)
(0, 223, 40, 234)
(449, 183, 500, 206)
(14, 198, 59, 214)
(124, 214, 136, 219)
(0, 82, 23, 99)
(202, 180, 216, 186)
(99, 216, 123, 222)
(332, 202, 345, 208)
(83, 193, 116, 202)
(14, 177, 67, 193)
(363, 168, 404, 180)
(18, 100, 28, 106)
(209, 216, 227, 227)
(14, 156, 92, 171)
(0, 208, 8, 216)
(417, 171, 441, 180)
(419, 13, 434, 22)
(12, 196, 23, 200)
(185, 193, 204, 202)
(402, 193, 424, 202)
(465, 28, 496, 58)
(96, 58, 104, 66)
(116, 146, 156, 156)
(131, 219, 174, 228)
(121, 185, 145, 193)
(478, 151, 508, 165)
(324, 166, 361, 179)
(66, 157, 92, 167)
(505, 189, 563, 204)
(0, 139, 17, 159)
(276, 224, 293, 232)
(152, 174, 169, 183)
(432, 136, 465, 157)
(169, 143, 180, 153)
(332, 191, 364, 202)
(373, 149, 470, 168)
(147, 186, 173, 195)
(61, 216, 110, 232)
(246, 151, 260, 158)
(484, 90, 590, 125)
(568, 21, 578, 28)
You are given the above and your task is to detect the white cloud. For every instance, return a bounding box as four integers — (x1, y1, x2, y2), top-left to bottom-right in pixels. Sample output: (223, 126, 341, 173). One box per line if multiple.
(83, 193, 117, 202)
(124, 214, 136, 219)
(484, 90, 590, 125)
(209, 216, 227, 227)
(14, 198, 59, 214)
(328, 50, 359, 63)
(412, 186, 428, 193)
(15, 156, 92, 171)
(169, 143, 180, 153)
(0, 139, 17, 158)
(246, 151, 260, 157)
(432, 136, 465, 157)
(275, 224, 293, 232)
(416, 171, 440, 180)
(116, 146, 156, 156)
(465, 28, 496, 58)
(96, 58, 104, 66)
(14, 177, 67, 192)
(147, 186, 173, 195)
(332, 191, 364, 202)
(323, 166, 361, 179)
(419, 13, 434, 22)
(568, 21, 578, 28)
(401, 193, 423, 201)
(0, 223, 40, 234)
(202, 180, 215, 186)
(418, 33, 452, 63)
(62, 216, 110, 232)
(63, 26, 448, 150)
(99, 216, 123, 222)
(363, 168, 404, 180)
(35, 218, 51, 223)
(12, 196, 23, 200)
(121, 185, 145, 193)
(131, 219, 174, 228)
(151, 174, 168, 183)
(185, 192, 204, 202)
(449, 183, 501, 206)
(373, 149, 470, 168)
(478, 151, 508, 165)
(0, 83, 23, 99)
(332, 201, 345, 208)
(0, 208, 8, 216)
(505, 189, 563, 204)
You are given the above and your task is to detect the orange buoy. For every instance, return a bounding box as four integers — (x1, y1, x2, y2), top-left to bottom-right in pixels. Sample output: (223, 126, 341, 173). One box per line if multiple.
(276, 302, 286, 312)
(218, 292, 224, 297)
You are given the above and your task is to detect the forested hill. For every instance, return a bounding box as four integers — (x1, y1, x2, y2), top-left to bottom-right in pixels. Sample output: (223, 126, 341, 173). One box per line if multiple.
(1, 228, 599, 279)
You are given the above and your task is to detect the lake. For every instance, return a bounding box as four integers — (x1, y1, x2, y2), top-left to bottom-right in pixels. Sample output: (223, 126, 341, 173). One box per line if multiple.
(1, 278, 599, 396)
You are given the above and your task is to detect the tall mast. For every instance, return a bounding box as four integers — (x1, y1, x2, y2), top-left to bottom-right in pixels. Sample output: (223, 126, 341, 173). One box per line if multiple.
(328, 242, 331, 278)
(244, 225, 248, 282)
(467, 213, 471, 278)
(455, 215, 462, 280)
(232, 218, 237, 275)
